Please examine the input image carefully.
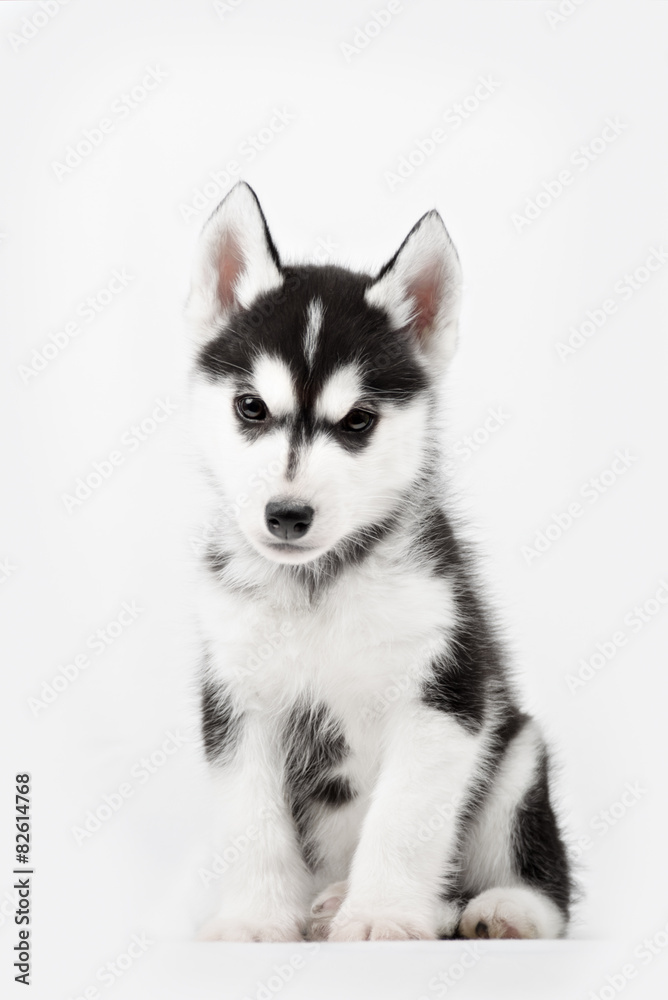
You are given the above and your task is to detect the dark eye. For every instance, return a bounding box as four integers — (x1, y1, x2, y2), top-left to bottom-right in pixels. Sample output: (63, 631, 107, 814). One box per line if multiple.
(340, 408, 375, 433)
(236, 396, 268, 422)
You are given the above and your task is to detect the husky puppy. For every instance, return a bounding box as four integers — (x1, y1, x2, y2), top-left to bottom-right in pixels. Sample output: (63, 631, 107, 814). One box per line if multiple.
(187, 182, 572, 942)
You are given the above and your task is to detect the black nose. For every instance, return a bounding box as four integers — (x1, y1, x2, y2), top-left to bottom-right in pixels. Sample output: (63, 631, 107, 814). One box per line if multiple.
(265, 502, 314, 541)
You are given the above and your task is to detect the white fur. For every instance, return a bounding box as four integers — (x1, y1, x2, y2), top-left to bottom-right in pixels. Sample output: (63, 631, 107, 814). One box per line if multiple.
(315, 365, 362, 423)
(198, 715, 310, 942)
(304, 298, 324, 369)
(463, 721, 543, 892)
(252, 354, 296, 417)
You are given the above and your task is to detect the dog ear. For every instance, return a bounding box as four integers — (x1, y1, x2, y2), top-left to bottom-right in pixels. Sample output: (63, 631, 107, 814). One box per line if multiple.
(186, 182, 283, 340)
(366, 211, 462, 368)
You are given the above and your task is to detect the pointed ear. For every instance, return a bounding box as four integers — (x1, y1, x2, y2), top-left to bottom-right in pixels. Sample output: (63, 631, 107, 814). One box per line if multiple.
(365, 210, 462, 368)
(186, 181, 283, 340)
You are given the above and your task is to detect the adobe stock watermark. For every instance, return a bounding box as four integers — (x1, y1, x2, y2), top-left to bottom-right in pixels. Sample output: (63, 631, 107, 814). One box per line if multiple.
(241, 943, 320, 1000)
(446, 405, 511, 471)
(521, 449, 637, 565)
(65, 932, 153, 999)
(27, 600, 144, 717)
(402, 793, 464, 861)
(71, 729, 194, 846)
(359, 642, 437, 724)
(0, 558, 17, 584)
(360, 672, 411, 724)
(384, 75, 502, 191)
(61, 396, 177, 513)
(586, 915, 668, 1000)
(544, 0, 589, 30)
(213, 0, 247, 17)
(51, 66, 168, 180)
(512, 117, 627, 233)
(7, 0, 73, 53)
(566, 780, 648, 863)
(555, 247, 668, 361)
(198, 802, 283, 888)
(18, 269, 134, 384)
(418, 941, 485, 999)
(306, 235, 340, 265)
(339, 2, 404, 63)
(565, 579, 668, 694)
(179, 108, 296, 223)
(189, 455, 285, 556)
(228, 622, 296, 681)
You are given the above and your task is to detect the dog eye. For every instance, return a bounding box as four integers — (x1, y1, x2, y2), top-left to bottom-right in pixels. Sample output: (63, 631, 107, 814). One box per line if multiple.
(236, 396, 268, 422)
(340, 409, 375, 433)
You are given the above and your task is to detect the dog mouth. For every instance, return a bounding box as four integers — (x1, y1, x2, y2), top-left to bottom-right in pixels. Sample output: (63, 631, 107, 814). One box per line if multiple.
(255, 535, 327, 564)
(265, 541, 316, 553)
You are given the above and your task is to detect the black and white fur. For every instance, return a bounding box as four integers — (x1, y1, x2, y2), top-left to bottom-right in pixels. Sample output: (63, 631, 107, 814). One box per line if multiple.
(186, 182, 572, 942)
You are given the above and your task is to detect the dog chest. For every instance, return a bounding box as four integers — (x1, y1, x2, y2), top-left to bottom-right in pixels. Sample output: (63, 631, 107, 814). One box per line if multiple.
(200, 555, 457, 713)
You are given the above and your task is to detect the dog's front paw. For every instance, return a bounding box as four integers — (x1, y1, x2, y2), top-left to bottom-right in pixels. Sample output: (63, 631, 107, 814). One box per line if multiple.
(328, 906, 436, 942)
(198, 915, 303, 942)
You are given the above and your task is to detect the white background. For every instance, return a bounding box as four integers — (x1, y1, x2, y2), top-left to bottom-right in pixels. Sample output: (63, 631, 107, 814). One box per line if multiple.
(1, 1, 667, 997)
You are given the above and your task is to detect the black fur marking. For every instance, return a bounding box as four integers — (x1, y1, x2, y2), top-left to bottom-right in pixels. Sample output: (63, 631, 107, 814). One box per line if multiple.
(197, 265, 428, 410)
(282, 701, 355, 870)
(325, 419, 378, 454)
(416, 504, 465, 576)
(311, 774, 356, 807)
(422, 590, 503, 736)
(512, 752, 573, 917)
(229, 399, 380, 459)
(419, 503, 508, 733)
(200, 679, 241, 764)
(422, 643, 487, 735)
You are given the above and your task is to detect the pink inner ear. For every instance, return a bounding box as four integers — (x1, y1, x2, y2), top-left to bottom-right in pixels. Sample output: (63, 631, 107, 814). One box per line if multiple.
(216, 229, 245, 310)
(409, 271, 441, 345)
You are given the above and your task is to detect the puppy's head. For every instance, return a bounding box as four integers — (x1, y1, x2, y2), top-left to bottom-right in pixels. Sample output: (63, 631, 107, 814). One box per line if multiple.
(187, 182, 462, 566)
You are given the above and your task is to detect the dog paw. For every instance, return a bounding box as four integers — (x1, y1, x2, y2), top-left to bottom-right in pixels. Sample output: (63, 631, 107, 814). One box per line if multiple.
(458, 886, 565, 940)
(328, 906, 436, 942)
(198, 916, 303, 942)
(308, 881, 348, 940)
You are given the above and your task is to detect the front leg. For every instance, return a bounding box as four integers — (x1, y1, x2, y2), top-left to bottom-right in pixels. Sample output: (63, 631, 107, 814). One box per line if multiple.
(199, 694, 311, 941)
(328, 705, 481, 941)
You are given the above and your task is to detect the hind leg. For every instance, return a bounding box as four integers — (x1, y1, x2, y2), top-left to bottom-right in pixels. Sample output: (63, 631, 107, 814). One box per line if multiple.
(456, 719, 571, 939)
(459, 885, 564, 939)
